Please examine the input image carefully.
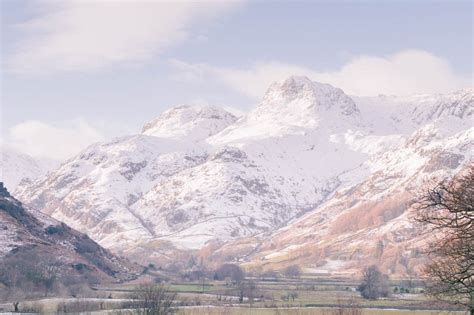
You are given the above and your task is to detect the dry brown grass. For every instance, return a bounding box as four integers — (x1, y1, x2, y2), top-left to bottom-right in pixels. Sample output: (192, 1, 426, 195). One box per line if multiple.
(329, 193, 411, 235)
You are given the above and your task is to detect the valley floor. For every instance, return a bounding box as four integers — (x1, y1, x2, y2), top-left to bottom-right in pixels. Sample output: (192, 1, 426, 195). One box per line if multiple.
(0, 275, 469, 314)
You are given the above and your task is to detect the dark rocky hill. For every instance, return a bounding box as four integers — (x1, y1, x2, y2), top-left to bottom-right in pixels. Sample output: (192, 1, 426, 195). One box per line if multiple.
(0, 182, 139, 296)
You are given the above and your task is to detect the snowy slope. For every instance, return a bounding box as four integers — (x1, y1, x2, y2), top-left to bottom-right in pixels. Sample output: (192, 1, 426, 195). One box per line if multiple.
(16, 106, 237, 250)
(142, 105, 237, 141)
(0, 146, 58, 191)
(208, 118, 473, 276)
(16, 77, 473, 265)
(353, 88, 473, 135)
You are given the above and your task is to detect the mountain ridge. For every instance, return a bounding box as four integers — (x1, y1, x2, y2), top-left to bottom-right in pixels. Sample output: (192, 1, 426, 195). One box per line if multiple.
(14, 77, 473, 273)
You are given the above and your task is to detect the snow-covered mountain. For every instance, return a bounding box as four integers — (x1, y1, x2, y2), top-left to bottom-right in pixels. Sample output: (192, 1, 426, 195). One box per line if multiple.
(205, 120, 472, 276)
(15, 105, 238, 251)
(16, 77, 473, 270)
(0, 146, 58, 191)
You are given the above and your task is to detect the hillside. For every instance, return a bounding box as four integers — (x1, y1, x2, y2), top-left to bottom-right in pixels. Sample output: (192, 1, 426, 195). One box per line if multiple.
(0, 182, 137, 294)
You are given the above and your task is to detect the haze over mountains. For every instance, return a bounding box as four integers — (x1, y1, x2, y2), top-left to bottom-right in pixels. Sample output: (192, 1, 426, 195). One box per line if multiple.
(5, 76, 473, 275)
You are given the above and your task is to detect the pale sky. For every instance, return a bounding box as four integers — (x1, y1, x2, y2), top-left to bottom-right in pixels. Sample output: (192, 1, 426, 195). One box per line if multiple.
(1, 0, 472, 160)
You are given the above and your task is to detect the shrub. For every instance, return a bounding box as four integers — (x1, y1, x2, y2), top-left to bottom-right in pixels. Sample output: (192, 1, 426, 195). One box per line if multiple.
(45, 224, 66, 235)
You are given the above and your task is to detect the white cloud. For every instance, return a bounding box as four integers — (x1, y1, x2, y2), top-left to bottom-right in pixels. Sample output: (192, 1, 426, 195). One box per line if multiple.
(7, 0, 240, 75)
(6, 119, 105, 160)
(170, 50, 471, 97)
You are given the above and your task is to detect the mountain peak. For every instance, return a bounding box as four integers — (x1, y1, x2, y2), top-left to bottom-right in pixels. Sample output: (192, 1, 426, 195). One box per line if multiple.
(265, 76, 339, 96)
(279, 75, 314, 89)
(262, 76, 360, 118)
(142, 105, 237, 141)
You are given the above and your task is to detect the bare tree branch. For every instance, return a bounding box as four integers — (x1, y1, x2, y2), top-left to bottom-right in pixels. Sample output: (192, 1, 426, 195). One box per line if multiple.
(414, 164, 474, 312)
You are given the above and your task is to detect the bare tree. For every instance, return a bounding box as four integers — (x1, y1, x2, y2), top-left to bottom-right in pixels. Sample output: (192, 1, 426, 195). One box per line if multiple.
(283, 265, 301, 278)
(0, 250, 61, 307)
(238, 280, 258, 305)
(0, 258, 25, 311)
(36, 257, 61, 297)
(131, 284, 177, 315)
(358, 265, 389, 299)
(415, 166, 474, 313)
